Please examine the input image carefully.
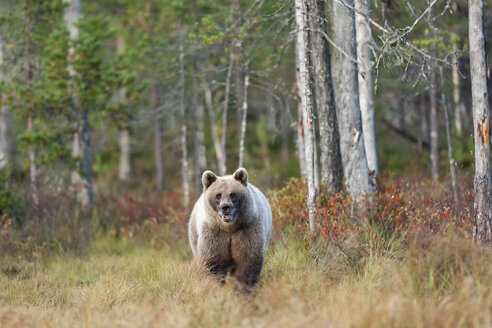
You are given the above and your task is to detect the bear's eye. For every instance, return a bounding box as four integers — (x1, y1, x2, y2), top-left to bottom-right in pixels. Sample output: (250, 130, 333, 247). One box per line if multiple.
(230, 193, 236, 201)
(216, 193, 221, 200)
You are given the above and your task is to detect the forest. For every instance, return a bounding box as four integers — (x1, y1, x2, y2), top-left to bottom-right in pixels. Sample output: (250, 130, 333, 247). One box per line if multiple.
(0, 0, 491, 326)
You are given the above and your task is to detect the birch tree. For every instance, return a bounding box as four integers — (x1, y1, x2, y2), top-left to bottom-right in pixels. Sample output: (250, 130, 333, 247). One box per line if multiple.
(192, 62, 206, 194)
(308, 0, 342, 193)
(428, 2, 439, 181)
(64, 0, 89, 205)
(151, 79, 163, 191)
(439, 66, 458, 206)
(238, 63, 249, 168)
(295, 0, 317, 235)
(116, 32, 131, 182)
(24, 0, 37, 196)
(331, 0, 372, 200)
(0, 39, 9, 170)
(355, 0, 378, 179)
(178, 19, 190, 211)
(469, 0, 492, 244)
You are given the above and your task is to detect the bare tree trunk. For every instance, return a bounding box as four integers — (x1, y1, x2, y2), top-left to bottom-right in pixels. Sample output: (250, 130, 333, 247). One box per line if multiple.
(24, 1, 37, 195)
(452, 40, 465, 136)
(118, 129, 131, 181)
(0, 39, 9, 170)
(355, 0, 378, 180)
(192, 62, 206, 194)
(203, 81, 226, 174)
(0, 106, 7, 170)
(82, 110, 93, 205)
(116, 33, 131, 182)
(218, 53, 234, 175)
(296, 73, 307, 178)
(238, 65, 249, 168)
(151, 79, 163, 191)
(439, 66, 459, 206)
(178, 20, 189, 211)
(469, 0, 492, 245)
(331, 0, 372, 200)
(308, 0, 342, 193)
(64, 0, 88, 205)
(295, 0, 317, 236)
(429, 1, 439, 181)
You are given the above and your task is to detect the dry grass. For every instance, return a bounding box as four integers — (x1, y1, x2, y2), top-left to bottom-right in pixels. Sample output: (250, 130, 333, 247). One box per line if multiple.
(1, 232, 491, 328)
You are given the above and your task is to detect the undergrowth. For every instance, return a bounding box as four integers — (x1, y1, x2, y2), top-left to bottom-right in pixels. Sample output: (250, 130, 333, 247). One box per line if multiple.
(0, 174, 491, 327)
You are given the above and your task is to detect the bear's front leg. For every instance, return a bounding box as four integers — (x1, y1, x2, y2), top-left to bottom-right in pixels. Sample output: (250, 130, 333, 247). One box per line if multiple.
(198, 227, 232, 285)
(231, 229, 265, 293)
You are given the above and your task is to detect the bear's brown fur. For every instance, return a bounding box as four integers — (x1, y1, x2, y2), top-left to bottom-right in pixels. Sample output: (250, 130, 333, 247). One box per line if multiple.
(188, 168, 272, 292)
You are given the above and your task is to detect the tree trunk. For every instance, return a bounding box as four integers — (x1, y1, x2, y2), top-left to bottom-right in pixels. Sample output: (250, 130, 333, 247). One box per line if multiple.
(452, 40, 465, 136)
(439, 66, 459, 206)
(178, 20, 190, 211)
(429, 1, 439, 181)
(64, 0, 88, 205)
(82, 110, 94, 205)
(116, 32, 131, 182)
(192, 62, 206, 194)
(331, 0, 372, 200)
(295, 0, 317, 235)
(151, 79, 163, 192)
(296, 72, 307, 178)
(24, 1, 37, 195)
(355, 0, 378, 180)
(0, 39, 9, 170)
(308, 0, 342, 193)
(203, 80, 226, 175)
(238, 65, 249, 168)
(469, 0, 492, 245)
(118, 129, 131, 181)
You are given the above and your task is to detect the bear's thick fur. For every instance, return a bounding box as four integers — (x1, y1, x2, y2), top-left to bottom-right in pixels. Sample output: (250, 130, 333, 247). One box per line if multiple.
(188, 168, 272, 291)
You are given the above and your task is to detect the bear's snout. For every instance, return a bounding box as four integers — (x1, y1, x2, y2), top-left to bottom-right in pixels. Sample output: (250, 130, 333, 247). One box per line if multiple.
(219, 204, 235, 222)
(221, 204, 231, 214)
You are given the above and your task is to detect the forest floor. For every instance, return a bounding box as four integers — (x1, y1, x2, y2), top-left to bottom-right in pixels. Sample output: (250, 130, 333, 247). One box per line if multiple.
(1, 231, 491, 328)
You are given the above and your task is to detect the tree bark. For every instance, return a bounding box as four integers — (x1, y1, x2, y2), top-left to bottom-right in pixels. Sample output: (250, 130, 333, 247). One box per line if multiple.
(452, 40, 465, 136)
(469, 0, 492, 245)
(0, 39, 9, 170)
(64, 0, 89, 205)
(355, 0, 378, 180)
(308, 0, 342, 193)
(296, 71, 307, 178)
(439, 66, 459, 206)
(331, 0, 372, 200)
(118, 128, 131, 181)
(116, 32, 131, 182)
(82, 110, 94, 205)
(178, 20, 190, 211)
(238, 65, 249, 168)
(295, 0, 317, 235)
(203, 80, 226, 175)
(24, 1, 37, 195)
(151, 79, 163, 192)
(192, 61, 206, 194)
(428, 1, 439, 181)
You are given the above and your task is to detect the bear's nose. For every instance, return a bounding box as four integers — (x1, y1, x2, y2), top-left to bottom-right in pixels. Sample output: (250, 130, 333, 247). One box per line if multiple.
(221, 204, 231, 214)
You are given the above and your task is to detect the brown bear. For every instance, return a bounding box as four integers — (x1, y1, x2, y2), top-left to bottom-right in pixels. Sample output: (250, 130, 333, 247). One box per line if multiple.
(188, 168, 272, 292)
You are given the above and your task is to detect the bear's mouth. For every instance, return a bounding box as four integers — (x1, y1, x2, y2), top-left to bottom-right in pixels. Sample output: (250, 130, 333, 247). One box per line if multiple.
(221, 213, 234, 222)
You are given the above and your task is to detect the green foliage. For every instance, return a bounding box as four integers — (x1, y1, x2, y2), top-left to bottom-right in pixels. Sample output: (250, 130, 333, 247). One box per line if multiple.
(0, 167, 14, 217)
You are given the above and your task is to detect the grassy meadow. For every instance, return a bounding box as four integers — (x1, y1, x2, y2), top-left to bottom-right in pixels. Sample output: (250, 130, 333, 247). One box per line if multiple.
(1, 176, 492, 327)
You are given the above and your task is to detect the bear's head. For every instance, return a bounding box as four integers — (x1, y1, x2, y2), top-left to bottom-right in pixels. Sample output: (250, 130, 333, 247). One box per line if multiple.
(202, 168, 249, 224)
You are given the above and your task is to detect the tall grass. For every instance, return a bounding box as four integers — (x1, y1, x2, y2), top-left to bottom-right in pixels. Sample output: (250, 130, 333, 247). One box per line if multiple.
(1, 233, 491, 327)
(0, 175, 491, 327)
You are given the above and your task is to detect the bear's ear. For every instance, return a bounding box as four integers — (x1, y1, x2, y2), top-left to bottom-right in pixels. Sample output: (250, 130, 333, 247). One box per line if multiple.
(233, 168, 248, 186)
(202, 170, 217, 190)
